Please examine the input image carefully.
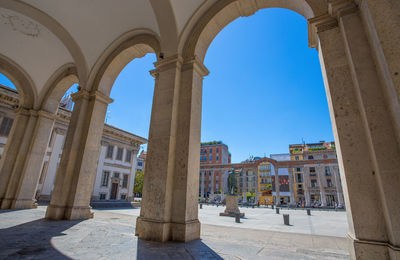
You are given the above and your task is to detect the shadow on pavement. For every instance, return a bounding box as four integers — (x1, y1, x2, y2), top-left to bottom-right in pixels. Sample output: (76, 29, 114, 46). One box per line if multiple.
(137, 239, 223, 260)
(0, 218, 82, 259)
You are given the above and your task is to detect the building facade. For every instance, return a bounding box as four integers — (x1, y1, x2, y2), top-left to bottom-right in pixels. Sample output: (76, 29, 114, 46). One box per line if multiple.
(0, 85, 146, 202)
(199, 141, 231, 201)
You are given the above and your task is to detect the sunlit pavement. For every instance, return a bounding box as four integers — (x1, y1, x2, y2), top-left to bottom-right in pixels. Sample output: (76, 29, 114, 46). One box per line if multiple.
(0, 205, 349, 259)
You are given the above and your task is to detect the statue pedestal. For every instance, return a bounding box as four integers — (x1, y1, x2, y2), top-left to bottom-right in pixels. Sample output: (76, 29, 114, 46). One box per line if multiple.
(220, 195, 244, 217)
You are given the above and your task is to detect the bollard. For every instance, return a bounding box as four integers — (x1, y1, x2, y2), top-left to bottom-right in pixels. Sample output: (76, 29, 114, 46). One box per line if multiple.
(252, 205, 254, 208)
(283, 214, 290, 225)
(200, 203, 203, 209)
(276, 208, 280, 214)
(235, 214, 241, 223)
(307, 209, 311, 216)
(272, 205, 274, 209)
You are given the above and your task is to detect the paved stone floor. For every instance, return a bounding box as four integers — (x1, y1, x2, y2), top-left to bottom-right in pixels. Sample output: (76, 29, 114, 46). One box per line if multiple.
(0, 205, 350, 259)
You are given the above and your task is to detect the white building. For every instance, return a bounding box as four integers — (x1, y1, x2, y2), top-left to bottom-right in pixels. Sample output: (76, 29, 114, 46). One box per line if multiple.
(0, 85, 146, 202)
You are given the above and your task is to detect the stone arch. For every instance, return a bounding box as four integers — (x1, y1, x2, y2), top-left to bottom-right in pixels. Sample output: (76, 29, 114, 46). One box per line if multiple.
(38, 63, 79, 114)
(0, 54, 36, 109)
(180, 0, 329, 62)
(87, 30, 161, 96)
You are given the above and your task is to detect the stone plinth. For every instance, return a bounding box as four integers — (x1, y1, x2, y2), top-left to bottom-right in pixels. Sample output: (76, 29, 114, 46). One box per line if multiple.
(220, 195, 244, 217)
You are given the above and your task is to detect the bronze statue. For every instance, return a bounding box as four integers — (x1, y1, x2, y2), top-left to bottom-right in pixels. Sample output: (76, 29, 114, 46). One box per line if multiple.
(227, 169, 238, 195)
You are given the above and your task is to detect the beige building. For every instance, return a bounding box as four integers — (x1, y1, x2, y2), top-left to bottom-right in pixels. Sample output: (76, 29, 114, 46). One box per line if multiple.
(0, 1, 399, 258)
(0, 85, 146, 202)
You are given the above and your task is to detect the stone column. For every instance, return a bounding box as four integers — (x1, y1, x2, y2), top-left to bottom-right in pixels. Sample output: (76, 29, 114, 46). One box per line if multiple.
(332, 165, 344, 207)
(128, 146, 140, 201)
(210, 170, 215, 195)
(311, 3, 400, 257)
(45, 90, 112, 220)
(0, 107, 39, 209)
(288, 167, 295, 206)
(4, 110, 56, 209)
(0, 107, 31, 208)
(200, 171, 205, 201)
(316, 165, 327, 207)
(136, 55, 208, 242)
(274, 166, 280, 206)
(303, 167, 311, 207)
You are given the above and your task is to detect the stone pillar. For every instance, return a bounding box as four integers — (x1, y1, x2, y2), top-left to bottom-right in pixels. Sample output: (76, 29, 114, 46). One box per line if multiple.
(136, 55, 208, 242)
(128, 146, 140, 201)
(0, 107, 31, 207)
(210, 170, 215, 195)
(0, 107, 38, 209)
(311, 3, 400, 257)
(4, 110, 56, 209)
(274, 166, 280, 206)
(303, 167, 311, 207)
(45, 90, 112, 220)
(288, 167, 295, 206)
(200, 171, 205, 201)
(332, 165, 344, 207)
(316, 165, 327, 207)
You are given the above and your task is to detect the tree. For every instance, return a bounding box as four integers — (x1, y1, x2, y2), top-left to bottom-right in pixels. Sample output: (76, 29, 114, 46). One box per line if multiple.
(133, 170, 144, 195)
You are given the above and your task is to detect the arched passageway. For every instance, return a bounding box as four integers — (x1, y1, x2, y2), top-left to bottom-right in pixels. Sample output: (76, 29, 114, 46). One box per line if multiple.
(136, 1, 400, 259)
(0, 1, 398, 259)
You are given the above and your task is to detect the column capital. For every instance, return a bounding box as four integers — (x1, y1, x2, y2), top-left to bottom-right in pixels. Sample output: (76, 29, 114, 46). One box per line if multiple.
(89, 90, 114, 105)
(37, 110, 56, 120)
(153, 54, 183, 73)
(182, 56, 210, 77)
(55, 127, 66, 135)
(71, 89, 90, 102)
(328, 0, 358, 19)
(308, 14, 338, 48)
(14, 106, 31, 116)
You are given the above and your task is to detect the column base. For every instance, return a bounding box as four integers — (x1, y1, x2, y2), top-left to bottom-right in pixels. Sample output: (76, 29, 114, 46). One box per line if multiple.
(46, 204, 94, 220)
(136, 217, 200, 242)
(0, 198, 37, 209)
(348, 234, 400, 259)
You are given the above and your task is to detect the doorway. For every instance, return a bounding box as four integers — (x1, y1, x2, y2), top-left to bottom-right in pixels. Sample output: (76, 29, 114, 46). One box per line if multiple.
(110, 183, 118, 200)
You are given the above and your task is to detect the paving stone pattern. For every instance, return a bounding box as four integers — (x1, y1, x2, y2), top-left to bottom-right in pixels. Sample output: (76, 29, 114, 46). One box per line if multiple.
(0, 206, 349, 259)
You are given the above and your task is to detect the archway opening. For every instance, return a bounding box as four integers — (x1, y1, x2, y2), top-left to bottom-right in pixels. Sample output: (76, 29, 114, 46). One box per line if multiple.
(198, 7, 348, 246)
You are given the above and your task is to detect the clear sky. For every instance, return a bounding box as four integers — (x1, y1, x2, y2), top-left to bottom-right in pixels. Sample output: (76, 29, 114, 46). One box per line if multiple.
(0, 8, 334, 163)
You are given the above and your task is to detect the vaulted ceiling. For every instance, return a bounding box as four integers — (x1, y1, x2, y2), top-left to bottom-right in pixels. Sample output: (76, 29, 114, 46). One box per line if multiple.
(0, 0, 327, 109)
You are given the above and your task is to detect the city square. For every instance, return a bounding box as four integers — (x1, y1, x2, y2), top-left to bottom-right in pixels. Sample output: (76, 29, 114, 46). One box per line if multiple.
(0, 205, 349, 259)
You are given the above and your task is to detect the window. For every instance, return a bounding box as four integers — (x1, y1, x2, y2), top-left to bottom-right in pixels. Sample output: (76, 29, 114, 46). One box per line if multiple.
(137, 161, 143, 166)
(216, 155, 219, 161)
(296, 168, 301, 172)
(0, 117, 13, 136)
(325, 167, 331, 176)
(209, 148, 212, 153)
(120, 194, 126, 200)
(295, 156, 299, 161)
(310, 167, 315, 173)
(114, 172, 120, 179)
(308, 155, 314, 160)
(106, 145, 114, 159)
(99, 193, 106, 200)
(311, 180, 318, 187)
(101, 171, 109, 187)
(122, 174, 128, 188)
(125, 150, 132, 163)
(116, 147, 123, 161)
(216, 148, 219, 153)
(327, 179, 333, 187)
(209, 155, 212, 161)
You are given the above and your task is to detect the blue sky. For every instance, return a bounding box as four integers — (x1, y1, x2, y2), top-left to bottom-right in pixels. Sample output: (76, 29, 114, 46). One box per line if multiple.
(0, 8, 334, 163)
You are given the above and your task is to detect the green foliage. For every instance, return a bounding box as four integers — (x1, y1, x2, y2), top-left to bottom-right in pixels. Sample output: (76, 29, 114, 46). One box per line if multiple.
(134, 170, 144, 194)
(201, 141, 222, 145)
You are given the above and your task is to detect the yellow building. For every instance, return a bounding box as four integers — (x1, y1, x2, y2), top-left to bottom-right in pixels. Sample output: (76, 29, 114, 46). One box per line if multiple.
(257, 161, 273, 205)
